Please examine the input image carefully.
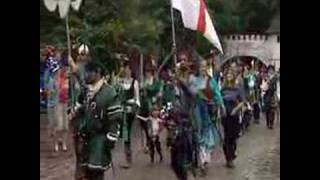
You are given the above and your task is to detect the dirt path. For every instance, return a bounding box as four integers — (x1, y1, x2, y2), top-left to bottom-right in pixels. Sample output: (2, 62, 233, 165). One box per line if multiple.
(40, 115, 280, 180)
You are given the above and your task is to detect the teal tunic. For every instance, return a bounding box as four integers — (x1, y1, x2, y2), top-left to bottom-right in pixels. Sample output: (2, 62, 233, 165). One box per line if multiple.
(191, 76, 224, 151)
(80, 83, 123, 171)
(244, 73, 257, 102)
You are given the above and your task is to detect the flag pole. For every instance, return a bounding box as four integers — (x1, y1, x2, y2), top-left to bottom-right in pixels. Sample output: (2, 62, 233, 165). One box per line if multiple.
(170, 0, 178, 69)
(65, 14, 75, 111)
(139, 54, 144, 150)
(65, 14, 72, 58)
(140, 54, 144, 86)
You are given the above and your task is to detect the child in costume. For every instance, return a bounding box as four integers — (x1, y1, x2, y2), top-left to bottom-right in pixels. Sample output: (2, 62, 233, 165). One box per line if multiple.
(137, 67, 162, 154)
(148, 106, 164, 163)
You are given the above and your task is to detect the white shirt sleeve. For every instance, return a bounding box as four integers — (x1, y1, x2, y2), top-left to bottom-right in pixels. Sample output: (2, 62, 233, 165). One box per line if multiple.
(134, 80, 141, 107)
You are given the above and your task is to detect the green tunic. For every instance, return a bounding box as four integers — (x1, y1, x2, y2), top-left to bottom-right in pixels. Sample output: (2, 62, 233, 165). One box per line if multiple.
(162, 83, 176, 106)
(140, 78, 162, 116)
(80, 83, 123, 171)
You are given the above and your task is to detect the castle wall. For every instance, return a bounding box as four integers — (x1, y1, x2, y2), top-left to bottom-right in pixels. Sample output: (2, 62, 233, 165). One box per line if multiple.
(217, 34, 280, 70)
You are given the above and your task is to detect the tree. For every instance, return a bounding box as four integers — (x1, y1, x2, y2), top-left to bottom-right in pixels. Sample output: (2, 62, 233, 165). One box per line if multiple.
(196, 0, 280, 55)
(40, 0, 280, 68)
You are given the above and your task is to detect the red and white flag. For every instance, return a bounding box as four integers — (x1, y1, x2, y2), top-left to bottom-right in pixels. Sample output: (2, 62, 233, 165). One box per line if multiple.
(172, 0, 223, 54)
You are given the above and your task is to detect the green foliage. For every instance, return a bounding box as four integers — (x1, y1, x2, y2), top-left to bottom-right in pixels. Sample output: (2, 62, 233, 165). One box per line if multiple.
(40, 0, 279, 66)
(196, 0, 280, 54)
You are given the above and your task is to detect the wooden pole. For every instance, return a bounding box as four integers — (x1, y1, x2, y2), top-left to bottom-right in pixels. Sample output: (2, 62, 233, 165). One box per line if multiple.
(170, 0, 178, 69)
(65, 14, 75, 109)
(65, 14, 71, 58)
(140, 54, 144, 87)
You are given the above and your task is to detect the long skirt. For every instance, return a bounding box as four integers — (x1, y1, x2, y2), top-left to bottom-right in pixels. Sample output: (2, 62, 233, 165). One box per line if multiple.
(194, 101, 220, 165)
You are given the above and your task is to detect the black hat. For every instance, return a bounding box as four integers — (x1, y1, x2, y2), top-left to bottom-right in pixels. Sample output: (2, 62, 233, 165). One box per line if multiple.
(85, 60, 106, 75)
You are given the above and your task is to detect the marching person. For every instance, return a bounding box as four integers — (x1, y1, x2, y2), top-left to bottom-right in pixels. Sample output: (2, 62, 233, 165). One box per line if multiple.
(56, 60, 70, 152)
(221, 69, 245, 168)
(68, 45, 92, 180)
(242, 65, 255, 132)
(276, 68, 280, 123)
(189, 60, 225, 176)
(44, 45, 61, 153)
(170, 63, 195, 180)
(260, 68, 269, 113)
(70, 61, 123, 180)
(161, 74, 178, 149)
(253, 65, 262, 124)
(263, 65, 279, 129)
(119, 62, 140, 168)
(230, 61, 247, 136)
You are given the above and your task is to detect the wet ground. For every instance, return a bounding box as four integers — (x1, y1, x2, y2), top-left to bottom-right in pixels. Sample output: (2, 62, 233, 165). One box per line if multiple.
(40, 114, 280, 180)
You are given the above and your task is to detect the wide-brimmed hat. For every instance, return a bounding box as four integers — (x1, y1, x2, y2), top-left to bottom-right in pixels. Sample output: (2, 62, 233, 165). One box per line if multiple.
(85, 60, 106, 76)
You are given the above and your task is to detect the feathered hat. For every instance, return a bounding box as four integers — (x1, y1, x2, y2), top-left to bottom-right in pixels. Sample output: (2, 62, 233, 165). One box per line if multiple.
(78, 44, 90, 55)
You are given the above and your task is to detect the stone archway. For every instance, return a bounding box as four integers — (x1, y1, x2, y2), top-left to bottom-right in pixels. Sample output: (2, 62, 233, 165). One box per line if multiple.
(216, 34, 277, 69)
(221, 55, 268, 69)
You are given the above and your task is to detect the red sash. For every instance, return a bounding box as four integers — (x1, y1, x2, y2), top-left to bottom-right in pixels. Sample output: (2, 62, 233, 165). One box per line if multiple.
(202, 78, 213, 101)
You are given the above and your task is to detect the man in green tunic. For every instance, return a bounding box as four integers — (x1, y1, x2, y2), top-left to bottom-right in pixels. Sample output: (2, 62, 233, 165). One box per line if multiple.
(72, 61, 123, 180)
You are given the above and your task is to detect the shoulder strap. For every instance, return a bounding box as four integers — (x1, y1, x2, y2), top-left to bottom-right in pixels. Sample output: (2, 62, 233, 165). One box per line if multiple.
(90, 81, 107, 102)
(129, 78, 136, 92)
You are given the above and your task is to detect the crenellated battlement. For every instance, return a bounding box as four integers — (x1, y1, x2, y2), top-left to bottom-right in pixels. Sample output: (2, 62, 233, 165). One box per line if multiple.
(216, 33, 280, 70)
(223, 34, 280, 43)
